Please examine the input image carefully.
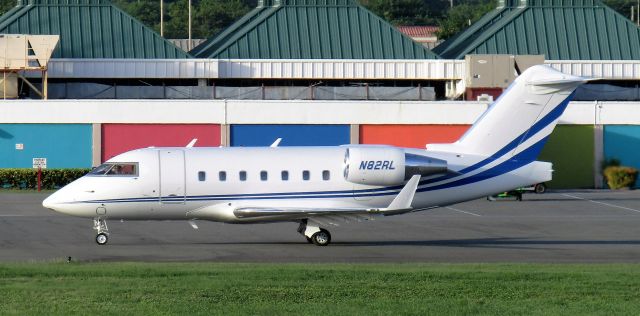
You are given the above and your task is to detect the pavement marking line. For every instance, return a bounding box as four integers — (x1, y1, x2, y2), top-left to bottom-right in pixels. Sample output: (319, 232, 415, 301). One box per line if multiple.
(445, 206, 482, 217)
(0, 215, 32, 217)
(562, 193, 640, 214)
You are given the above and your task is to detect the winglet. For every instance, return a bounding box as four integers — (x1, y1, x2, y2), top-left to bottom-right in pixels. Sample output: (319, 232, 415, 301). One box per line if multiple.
(186, 138, 198, 148)
(386, 175, 421, 211)
(270, 138, 282, 147)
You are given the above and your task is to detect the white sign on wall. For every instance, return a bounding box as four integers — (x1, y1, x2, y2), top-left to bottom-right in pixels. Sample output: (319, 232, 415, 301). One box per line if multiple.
(32, 158, 47, 169)
(15, 143, 23, 150)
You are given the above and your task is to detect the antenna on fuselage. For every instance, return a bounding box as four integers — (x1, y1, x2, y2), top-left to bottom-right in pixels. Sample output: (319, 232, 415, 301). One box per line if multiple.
(186, 139, 198, 148)
(270, 138, 282, 147)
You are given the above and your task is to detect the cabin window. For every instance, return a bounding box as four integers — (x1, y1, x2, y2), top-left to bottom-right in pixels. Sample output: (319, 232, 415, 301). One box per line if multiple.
(239, 171, 247, 181)
(281, 170, 289, 181)
(260, 171, 268, 181)
(198, 171, 206, 181)
(322, 170, 330, 181)
(219, 171, 227, 181)
(302, 170, 310, 181)
(88, 162, 138, 177)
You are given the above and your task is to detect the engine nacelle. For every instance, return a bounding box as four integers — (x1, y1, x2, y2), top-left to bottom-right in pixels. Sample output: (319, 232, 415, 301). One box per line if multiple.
(343, 147, 449, 186)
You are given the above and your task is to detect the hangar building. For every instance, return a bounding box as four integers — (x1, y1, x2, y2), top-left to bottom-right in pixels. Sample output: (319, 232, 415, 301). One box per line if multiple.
(1, 0, 640, 189)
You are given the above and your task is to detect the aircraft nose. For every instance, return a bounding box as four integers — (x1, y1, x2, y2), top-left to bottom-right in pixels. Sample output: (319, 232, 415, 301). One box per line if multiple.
(42, 194, 59, 211)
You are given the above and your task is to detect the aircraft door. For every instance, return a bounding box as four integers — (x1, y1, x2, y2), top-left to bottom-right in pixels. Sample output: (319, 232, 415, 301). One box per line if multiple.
(159, 150, 186, 204)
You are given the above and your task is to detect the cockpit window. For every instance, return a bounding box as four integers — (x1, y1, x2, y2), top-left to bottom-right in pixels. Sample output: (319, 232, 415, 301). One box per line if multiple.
(89, 163, 138, 176)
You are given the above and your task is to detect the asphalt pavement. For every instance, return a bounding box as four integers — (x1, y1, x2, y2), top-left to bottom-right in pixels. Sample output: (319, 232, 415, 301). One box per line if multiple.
(1, 190, 639, 263)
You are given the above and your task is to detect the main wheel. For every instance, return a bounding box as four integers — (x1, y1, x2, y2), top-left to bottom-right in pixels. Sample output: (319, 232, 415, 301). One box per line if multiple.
(534, 183, 547, 194)
(311, 229, 331, 246)
(96, 233, 108, 245)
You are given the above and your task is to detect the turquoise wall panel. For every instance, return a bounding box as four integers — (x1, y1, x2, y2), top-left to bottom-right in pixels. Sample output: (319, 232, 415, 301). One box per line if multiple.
(604, 125, 640, 188)
(0, 124, 92, 168)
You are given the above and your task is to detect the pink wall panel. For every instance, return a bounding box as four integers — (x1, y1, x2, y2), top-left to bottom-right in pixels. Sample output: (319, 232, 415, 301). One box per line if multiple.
(102, 124, 221, 162)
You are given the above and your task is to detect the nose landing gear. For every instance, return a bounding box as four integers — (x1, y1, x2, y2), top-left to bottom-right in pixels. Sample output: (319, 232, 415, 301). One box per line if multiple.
(298, 220, 332, 246)
(93, 218, 109, 245)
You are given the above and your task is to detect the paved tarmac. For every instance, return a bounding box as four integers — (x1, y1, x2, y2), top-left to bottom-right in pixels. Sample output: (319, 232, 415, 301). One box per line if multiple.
(1, 190, 640, 263)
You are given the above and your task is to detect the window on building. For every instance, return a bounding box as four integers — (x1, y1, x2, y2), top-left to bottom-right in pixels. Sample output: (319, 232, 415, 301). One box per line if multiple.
(322, 170, 330, 181)
(239, 171, 247, 181)
(281, 170, 289, 181)
(198, 171, 206, 181)
(260, 171, 268, 181)
(302, 170, 310, 181)
(219, 171, 226, 181)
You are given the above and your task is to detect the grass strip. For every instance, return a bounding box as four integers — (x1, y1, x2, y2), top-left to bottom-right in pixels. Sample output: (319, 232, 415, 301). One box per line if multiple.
(1, 263, 639, 315)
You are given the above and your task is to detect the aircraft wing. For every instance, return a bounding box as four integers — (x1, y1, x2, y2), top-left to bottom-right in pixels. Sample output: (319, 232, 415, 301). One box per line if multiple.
(234, 207, 381, 226)
(233, 174, 421, 221)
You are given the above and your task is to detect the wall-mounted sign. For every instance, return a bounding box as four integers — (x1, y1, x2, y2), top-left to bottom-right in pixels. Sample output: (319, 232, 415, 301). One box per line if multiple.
(15, 143, 23, 150)
(33, 158, 47, 169)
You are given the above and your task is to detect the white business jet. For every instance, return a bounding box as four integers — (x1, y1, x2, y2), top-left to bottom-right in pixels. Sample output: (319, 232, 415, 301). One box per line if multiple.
(43, 65, 586, 246)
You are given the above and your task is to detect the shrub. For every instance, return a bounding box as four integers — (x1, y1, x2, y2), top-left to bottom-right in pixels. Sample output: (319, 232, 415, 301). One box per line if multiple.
(603, 166, 638, 190)
(0, 168, 91, 190)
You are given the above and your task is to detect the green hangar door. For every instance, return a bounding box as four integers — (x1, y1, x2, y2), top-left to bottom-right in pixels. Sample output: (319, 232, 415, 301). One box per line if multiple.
(159, 150, 186, 204)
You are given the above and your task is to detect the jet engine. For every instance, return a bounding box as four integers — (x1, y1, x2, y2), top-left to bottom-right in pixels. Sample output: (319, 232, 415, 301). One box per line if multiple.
(343, 147, 448, 186)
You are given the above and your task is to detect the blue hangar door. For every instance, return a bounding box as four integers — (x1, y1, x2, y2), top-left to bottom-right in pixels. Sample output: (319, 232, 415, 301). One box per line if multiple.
(159, 150, 186, 204)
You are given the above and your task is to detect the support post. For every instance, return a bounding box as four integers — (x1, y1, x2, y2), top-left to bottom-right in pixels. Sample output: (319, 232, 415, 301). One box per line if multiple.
(160, 0, 164, 36)
(42, 70, 48, 100)
(365, 83, 369, 100)
(188, 0, 192, 50)
(593, 101, 604, 189)
(220, 124, 231, 147)
(350, 124, 360, 145)
(37, 167, 42, 192)
(92, 123, 102, 167)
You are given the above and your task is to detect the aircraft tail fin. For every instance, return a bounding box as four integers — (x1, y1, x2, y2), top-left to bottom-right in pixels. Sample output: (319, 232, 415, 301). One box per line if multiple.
(429, 65, 585, 162)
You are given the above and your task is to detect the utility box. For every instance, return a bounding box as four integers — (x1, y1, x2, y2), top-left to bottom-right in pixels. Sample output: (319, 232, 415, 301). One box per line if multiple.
(0, 73, 18, 98)
(465, 54, 516, 88)
(0, 34, 59, 69)
(514, 55, 545, 73)
(466, 54, 545, 88)
(465, 54, 545, 100)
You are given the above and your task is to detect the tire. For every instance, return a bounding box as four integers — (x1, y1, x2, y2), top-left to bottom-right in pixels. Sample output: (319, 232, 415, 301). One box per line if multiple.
(96, 233, 108, 245)
(534, 183, 547, 194)
(311, 229, 331, 246)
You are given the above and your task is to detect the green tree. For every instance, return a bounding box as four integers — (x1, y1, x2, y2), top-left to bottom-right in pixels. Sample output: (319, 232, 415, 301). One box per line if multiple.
(193, 0, 249, 39)
(113, 0, 161, 33)
(361, 0, 448, 25)
(437, 2, 494, 40)
(164, 0, 189, 38)
(0, 0, 16, 16)
(602, 0, 637, 20)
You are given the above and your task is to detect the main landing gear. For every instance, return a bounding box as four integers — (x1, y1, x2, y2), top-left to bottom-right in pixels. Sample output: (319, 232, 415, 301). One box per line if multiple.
(298, 220, 332, 246)
(93, 218, 109, 245)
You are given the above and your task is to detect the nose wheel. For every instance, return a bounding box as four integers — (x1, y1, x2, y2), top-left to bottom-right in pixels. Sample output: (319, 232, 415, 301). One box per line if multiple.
(93, 218, 109, 245)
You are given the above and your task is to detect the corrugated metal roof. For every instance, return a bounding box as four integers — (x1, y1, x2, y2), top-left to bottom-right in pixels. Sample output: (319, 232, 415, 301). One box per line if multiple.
(434, 0, 640, 60)
(191, 0, 438, 59)
(0, 0, 190, 59)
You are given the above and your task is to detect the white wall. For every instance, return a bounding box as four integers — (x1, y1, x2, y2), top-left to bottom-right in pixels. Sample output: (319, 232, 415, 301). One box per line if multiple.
(1, 99, 639, 125)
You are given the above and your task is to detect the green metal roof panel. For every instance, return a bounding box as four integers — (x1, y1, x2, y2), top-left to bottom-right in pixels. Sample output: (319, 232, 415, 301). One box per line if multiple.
(191, 0, 438, 59)
(0, 0, 190, 59)
(435, 0, 640, 60)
